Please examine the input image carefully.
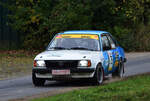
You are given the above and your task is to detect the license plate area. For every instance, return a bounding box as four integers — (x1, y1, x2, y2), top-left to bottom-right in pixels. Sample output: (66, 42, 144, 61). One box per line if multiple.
(52, 70, 70, 75)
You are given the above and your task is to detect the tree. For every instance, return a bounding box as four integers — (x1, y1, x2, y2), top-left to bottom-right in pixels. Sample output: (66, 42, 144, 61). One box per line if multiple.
(2, 0, 150, 51)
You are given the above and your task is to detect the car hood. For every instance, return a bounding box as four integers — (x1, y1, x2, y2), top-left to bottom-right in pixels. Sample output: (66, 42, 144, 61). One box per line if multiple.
(35, 50, 101, 60)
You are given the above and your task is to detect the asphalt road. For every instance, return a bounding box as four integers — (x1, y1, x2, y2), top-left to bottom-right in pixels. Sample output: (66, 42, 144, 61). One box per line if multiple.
(0, 53, 150, 101)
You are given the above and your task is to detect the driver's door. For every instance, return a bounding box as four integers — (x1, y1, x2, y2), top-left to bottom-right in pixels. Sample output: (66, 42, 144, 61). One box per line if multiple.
(101, 34, 114, 74)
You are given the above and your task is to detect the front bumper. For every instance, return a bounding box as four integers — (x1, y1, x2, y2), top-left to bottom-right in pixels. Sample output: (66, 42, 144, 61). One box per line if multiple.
(32, 67, 95, 79)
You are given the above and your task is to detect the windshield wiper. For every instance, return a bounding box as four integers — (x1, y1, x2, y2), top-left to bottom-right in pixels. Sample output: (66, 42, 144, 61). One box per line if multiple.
(70, 47, 95, 51)
(48, 47, 70, 50)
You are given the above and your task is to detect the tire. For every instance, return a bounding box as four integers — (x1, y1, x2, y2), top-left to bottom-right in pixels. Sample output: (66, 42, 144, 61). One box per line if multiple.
(32, 73, 46, 86)
(94, 64, 104, 85)
(112, 62, 124, 78)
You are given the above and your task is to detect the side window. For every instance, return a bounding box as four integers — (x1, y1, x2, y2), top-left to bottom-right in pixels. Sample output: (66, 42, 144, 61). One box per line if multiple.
(107, 35, 116, 49)
(101, 35, 111, 51)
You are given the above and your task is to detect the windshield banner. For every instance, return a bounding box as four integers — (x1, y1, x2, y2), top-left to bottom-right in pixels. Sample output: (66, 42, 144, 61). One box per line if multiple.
(56, 34, 99, 40)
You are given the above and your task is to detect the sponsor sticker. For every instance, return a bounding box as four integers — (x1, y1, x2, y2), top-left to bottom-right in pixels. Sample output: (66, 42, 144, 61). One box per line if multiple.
(55, 34, 99, 40)
(108, 51, 113, 71)
(114, 61, 119, 67)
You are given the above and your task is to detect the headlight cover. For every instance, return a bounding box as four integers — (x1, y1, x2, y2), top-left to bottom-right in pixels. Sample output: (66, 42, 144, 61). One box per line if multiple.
(34, 60, 45, 67)
(78, 60, 91, 67)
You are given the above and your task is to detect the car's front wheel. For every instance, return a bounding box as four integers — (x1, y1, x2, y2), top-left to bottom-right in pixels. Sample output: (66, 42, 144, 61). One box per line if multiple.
(32, 73, 46, 86)
(94, 64, 104, 85)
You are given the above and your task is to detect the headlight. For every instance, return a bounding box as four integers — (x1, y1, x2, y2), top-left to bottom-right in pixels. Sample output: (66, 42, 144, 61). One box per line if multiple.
(78, 60, 91, 67)
(34, 60, 45, 67)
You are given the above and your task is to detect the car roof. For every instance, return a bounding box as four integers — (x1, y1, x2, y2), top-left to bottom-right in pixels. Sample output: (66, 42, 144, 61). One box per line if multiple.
(58, 30, 109, 35)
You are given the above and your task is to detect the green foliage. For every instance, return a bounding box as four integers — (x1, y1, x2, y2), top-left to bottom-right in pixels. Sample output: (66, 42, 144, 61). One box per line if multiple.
(132, 25, 150, 51)
(2, 0, 150, 51)
(111, 26, 133, 51)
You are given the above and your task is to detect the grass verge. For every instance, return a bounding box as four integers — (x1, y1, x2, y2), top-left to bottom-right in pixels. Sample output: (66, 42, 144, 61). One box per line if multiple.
(32, 74, 150, 101)
(0, 50, 38, 80)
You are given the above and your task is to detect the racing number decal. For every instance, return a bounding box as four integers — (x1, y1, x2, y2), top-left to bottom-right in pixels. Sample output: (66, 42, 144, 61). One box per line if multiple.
(108, 51, 113, 71)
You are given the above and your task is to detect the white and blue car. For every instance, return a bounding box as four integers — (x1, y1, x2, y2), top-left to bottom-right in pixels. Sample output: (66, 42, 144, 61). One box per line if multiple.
(32, 30, 126, 86)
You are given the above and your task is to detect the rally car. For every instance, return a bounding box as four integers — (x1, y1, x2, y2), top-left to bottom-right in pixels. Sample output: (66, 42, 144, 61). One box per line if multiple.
(32, 30, 126, 86)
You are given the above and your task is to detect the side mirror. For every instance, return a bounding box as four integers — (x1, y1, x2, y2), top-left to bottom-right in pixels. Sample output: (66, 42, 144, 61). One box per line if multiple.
(111, 44, 116, 49)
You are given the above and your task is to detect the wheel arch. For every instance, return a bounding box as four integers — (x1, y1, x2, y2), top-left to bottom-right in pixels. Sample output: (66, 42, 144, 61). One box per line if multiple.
(95, 62, 105, 76)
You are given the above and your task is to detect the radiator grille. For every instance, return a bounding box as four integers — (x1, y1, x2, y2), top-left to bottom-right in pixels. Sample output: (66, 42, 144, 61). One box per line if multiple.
(45, 60, 79, 69)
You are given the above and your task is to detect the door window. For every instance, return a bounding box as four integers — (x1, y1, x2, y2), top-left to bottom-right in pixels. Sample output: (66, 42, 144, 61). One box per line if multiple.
(107, 35, 116, 49)
(101, 35, 111, 51)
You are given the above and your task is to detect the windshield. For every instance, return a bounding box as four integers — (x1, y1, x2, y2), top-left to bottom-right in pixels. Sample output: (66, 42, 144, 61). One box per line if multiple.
(47, 34, 100, 51)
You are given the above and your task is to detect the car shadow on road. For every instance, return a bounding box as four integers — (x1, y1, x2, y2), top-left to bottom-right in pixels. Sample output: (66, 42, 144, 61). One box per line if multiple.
(45, 81, 95, 87)
(39, 77, 111, 88)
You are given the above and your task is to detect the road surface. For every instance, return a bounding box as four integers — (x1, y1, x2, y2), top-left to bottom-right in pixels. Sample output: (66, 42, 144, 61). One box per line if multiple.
(0, 53, 150, 101)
